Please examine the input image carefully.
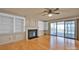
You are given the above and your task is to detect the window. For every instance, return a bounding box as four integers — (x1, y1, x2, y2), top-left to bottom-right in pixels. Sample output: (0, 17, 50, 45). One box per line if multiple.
(0, 13, 25, 34)
(15, 17, 25, 32)
(0, 14, 13, 34)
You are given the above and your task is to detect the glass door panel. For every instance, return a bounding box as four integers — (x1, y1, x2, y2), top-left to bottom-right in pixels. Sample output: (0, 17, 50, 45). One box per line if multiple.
(65, 21, 75, 39)
(57, 22, 64, 37)
(50, 23, 57, 36)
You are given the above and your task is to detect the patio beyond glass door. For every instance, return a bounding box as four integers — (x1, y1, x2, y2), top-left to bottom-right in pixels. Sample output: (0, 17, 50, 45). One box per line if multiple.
(57, 22, 64, 37)
(50, 23, 56, 36)
(50, 20, 75, 39)
(65, 21, 75, 39)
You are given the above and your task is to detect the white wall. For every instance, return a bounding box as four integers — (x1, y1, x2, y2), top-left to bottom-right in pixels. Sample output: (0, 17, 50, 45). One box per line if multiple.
(0, 32, 25, 45)
(38, 21, 44, 36)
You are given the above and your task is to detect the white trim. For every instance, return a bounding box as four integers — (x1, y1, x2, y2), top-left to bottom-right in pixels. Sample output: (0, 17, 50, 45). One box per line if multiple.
(13, 16, 15, 33)
(0, 13, 14, 17)
(24, 18, 26, 32)
(0, 12, 25, 19)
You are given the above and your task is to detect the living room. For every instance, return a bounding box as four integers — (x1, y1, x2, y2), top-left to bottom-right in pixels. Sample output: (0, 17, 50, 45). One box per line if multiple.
(0, 8, 79, 50)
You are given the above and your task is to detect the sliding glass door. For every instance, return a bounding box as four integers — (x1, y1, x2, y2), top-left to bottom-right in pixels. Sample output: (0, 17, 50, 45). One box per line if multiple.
(65, 21, 75, 39)
(50, 20, 75, 39)
(50, 23, 57, 36)
(57, 22, 64, 37)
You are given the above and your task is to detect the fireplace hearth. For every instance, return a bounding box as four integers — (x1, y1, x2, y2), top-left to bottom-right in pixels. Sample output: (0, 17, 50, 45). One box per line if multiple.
(28, 29, 38, 39)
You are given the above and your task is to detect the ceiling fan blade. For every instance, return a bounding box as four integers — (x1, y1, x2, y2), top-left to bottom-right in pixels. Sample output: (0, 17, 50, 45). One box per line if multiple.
(54, 8, 59, 11)
(54, 13, 60, 14)
(37, 11, 47, 15)
(43, 10, 48, 13)
(39, 10, 48, 14)
(42, 13, 48, 16)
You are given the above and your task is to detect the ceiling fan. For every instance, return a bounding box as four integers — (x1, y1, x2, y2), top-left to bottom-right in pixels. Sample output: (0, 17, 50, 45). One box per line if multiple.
(41, 8, 60, 17)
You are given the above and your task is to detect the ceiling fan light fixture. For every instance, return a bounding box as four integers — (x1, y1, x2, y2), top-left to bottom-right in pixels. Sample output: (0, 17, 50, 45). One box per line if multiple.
(48, 13, 53, 17)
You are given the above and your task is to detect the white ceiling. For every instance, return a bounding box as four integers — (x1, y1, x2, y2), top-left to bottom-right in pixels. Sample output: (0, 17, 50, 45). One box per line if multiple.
(0, 8, 79, 21)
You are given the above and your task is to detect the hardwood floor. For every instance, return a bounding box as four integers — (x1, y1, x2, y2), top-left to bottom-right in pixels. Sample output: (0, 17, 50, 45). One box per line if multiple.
(0, 35, 79, 50)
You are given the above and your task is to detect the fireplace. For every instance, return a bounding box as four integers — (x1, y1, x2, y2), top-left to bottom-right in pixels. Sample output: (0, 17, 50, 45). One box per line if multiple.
(28, 29, 38, 39)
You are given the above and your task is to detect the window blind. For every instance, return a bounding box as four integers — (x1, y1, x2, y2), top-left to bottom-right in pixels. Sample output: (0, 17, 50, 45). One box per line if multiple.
(15, 17, 25, 32)
(0, 13, 25, 34)
(0, 15, 13, 34)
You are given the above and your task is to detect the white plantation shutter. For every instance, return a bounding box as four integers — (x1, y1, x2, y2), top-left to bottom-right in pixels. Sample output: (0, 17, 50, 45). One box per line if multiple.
(0, 13, 25, 34)
(15, 17, 24, 32)
(0, 14, 13, 34)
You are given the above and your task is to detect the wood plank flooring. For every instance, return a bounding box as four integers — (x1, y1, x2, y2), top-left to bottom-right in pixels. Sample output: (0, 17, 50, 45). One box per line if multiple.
(0, 35, 79, 50)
